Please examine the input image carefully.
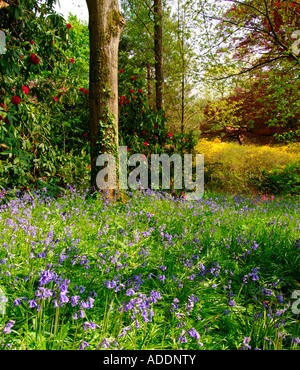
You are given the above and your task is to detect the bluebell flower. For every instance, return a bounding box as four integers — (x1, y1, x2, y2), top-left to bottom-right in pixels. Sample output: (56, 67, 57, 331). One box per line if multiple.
(177, 330, 187, 344)
(187, 328, 200, 340)
(2, 320, 15, 334)
(242, 337, 251, 350)
(158, 274, 166, 284)
(79, 340, 90, 350)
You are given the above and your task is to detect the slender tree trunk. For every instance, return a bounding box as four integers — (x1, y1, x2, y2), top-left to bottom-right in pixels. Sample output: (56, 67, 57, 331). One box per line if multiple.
(147, 62, 152, 108)
(178, 1, 185, 134)
(86, 0, 125, 189)
(154, 0, 164, 111)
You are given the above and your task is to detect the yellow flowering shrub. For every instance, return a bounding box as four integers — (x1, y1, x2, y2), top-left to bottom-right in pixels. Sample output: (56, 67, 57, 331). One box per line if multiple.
(195, 139, 300, 194)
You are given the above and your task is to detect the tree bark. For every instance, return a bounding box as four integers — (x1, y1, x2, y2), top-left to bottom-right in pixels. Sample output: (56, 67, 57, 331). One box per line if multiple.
(147, 62, 152, 108)
(154, 0, 164, 111)
(86, 0, 125, 189)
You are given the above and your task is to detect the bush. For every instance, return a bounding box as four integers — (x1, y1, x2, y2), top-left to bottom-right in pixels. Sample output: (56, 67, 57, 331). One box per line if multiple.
(256, 161, 300, 195)
(195, 139, 300, 194)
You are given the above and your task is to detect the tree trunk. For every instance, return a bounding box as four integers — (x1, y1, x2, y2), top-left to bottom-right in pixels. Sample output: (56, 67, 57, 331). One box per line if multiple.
(86, 0, 125, 189)
(154, 0, 164, 111)
(147, 62, 152, 108)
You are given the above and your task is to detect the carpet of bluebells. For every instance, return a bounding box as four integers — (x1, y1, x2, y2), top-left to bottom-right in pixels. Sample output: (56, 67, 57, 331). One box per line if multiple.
(0, 187, 300, 350)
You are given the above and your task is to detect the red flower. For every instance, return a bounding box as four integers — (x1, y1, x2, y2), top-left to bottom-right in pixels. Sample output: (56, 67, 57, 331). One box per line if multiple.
(120, 69, 125, 73)
(168, 133, 173, 138)
(138, 89, 142, 93)
(121, 95, 125, 100)
(125, 100, 130, 104)
(127, 148, 130, 151)
(144, 142, 149, 146)
(30, 40, 35, 44)
(125, 113, 128, 116)
(142, 110, 145, 114)
(30, 54, 40, 65)
(142, 130, 146, 135)
(83, 133, 87, 137)
(133, 96, 137, 100)
(20, 55, 23, 59)
(79, 88, 89, 94)
(129, 89, 134, 94)
(132, 76, 136, 81)
(53, 96, 58, 102)
(22, 85, 29, 95)
(69, 58, 75, 63)
(66, 24, 72, 29)
(11, 96, 21, 105)
(163, 114, 166, 118)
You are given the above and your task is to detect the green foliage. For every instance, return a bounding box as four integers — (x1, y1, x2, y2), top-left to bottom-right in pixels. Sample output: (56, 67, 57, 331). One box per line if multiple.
(0, 3, 90, 191)
(256, 161, 300, 196)
(118, 67, 168, 151)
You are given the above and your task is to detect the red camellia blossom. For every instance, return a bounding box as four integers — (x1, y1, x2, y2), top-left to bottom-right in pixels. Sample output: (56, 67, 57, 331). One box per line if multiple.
(144, 142, 149, 146)
(69, 58, 75, 63)
(133, 96, 137, 100)
(142, 110, 145, 114)
(11, 96, 21, 105)
(132, 76, 136, 81)
(66, 23, 72, 29)
(30, 40, 35, 44)
(142, 130, 146, 135)
(22, 85, 29, 95)
(30, 54, 40, 64)
(120, 69, 124, 73)
(20, 55, 23, 59)
(129, 89, 134, 94)
(168, 133, 173, 138)
(53, 96, 58, 102)
(83, 133, 87, 138)
(138, 89, 142, 93)
(125, 113, 128, 116)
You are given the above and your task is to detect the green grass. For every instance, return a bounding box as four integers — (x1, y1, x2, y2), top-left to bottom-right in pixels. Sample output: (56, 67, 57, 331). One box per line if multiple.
(0, 188, 299, 350)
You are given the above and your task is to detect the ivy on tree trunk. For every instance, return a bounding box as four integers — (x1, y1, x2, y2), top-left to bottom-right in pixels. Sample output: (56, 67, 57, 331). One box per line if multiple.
(86, 0, 125, 189)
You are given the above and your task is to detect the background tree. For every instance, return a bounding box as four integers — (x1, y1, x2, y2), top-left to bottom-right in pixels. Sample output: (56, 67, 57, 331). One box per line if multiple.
(195, 0, 300, 143)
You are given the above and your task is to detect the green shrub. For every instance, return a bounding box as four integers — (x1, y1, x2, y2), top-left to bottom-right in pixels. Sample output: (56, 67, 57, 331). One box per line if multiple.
(256, 161, 300, 195)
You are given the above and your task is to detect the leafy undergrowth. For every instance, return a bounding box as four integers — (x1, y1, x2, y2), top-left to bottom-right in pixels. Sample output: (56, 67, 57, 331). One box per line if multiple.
(0, 188, 299, 350)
